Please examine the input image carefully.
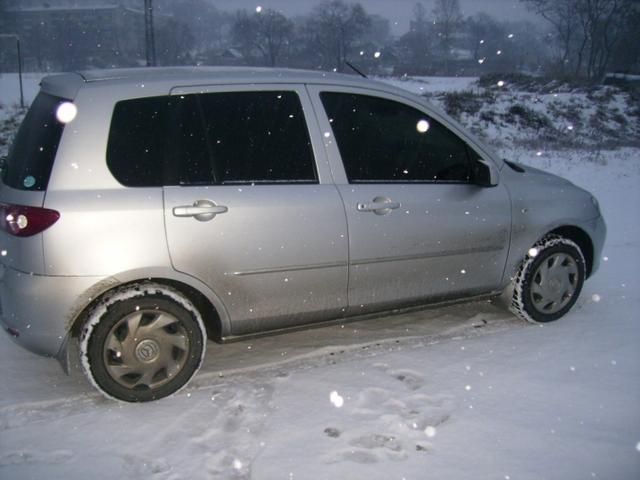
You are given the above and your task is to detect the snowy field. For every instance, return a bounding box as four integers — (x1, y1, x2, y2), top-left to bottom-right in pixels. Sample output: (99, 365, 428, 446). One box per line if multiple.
(0, 74, 639, 479)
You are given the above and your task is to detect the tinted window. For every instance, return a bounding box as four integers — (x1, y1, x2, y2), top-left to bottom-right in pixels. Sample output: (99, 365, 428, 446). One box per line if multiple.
(2, 92, 66, 191)
(107, 96, 169, 187)
(195, 91, 316, 184)
(107, 91, 316, 187)
(321, 92, 471, 183)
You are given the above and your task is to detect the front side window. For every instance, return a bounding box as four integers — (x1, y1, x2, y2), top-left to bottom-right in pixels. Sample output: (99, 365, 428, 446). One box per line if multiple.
(320, 92, 471, 183)
(107, 90, 317, 187)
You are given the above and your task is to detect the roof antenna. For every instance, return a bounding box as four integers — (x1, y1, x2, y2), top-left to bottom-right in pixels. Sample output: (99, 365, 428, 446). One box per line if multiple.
(345, 60, 368, 79)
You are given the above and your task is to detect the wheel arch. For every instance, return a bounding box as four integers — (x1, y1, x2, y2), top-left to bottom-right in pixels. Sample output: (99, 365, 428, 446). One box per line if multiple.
(70, 270, 229, 342)
(549, 225, 594, 277)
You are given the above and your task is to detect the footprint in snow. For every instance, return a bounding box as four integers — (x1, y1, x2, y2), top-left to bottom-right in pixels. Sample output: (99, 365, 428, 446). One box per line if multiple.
(123, 454, 171, 476)
(388, 368, 425, 390)
(323, 447, 380, 464)
(205, 450, 251, 479)
(350, 433, 402, 452)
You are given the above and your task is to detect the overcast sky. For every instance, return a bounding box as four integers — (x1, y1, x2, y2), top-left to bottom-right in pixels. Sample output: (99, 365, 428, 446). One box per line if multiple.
(213, 0, 537, 34)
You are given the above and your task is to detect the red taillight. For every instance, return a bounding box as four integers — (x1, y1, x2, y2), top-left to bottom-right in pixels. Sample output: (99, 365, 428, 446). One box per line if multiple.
(0, 203, 60, 237)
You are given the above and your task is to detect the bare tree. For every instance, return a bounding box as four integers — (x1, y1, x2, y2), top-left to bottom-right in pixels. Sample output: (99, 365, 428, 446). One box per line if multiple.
(154, 17, 194, 65)
(167, 0, 230, 52)
(522, 0, 580, 75)
(578, 0, 629, 79)
(432, 0, 463, 74)
(305, 0, 371, 71)
(231, 8, 293, 67)
(396, 3, 434, 72)
(522, 0, 633, 79)
(609, 1, 640, 73)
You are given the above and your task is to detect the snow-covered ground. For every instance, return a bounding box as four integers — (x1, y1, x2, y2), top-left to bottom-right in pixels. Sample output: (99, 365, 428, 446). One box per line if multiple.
(377, 75, 479, 95)
(0, 72, 44, 107)
(1, 74, 639, 479)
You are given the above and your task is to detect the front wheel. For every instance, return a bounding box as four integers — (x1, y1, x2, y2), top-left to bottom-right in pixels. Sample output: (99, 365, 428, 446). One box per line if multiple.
(80, 283, 206, 402)
(510, 236, 586, 323)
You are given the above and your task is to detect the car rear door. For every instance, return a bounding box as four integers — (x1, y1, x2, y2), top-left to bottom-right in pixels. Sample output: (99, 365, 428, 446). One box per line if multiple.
(162, 85, 348, 335)
(308, 85, 511, 313)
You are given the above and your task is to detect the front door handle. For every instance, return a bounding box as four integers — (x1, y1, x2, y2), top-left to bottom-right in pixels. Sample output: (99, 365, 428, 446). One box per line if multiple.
(357, 196, 401, 215)
(173, 200, 228, 222)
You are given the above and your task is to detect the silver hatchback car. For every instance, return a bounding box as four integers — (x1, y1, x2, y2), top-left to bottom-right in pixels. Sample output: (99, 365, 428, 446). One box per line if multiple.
(0, 67, 605, 402)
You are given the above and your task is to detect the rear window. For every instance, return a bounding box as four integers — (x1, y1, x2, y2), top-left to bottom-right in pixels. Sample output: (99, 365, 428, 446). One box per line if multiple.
(2, 93, 67, 191)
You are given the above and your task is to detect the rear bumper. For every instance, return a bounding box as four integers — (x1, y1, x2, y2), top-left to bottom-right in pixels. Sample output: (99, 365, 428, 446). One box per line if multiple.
(0, 264, 104, 358)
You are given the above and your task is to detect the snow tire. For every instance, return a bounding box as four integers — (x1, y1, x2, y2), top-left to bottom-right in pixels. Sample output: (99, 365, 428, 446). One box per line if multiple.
(510, 235, 586, 324)
(79, 283, 206, 402)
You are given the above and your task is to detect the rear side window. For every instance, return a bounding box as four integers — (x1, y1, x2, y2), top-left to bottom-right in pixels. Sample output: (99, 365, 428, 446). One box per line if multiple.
(107, 91, 317, 187)
(106, 96, 169, 187)
(2, 92, 66, 191)
(321, 92, 471, 183)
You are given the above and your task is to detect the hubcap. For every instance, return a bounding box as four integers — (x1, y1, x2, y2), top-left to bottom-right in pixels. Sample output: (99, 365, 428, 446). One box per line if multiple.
(135, 339, 160, 363)
(103, 310, 190, 390)
(530, 252, 579, 315)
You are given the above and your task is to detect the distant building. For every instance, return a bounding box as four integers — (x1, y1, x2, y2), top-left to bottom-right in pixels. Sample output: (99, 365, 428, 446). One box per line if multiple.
(0, 3, 145, 71)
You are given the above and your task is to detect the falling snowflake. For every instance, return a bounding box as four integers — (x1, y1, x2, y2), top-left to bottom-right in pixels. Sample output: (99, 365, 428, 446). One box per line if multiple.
(416, 119, 430, 133)
(56, 102, 77, 124)
(330, 390, 344, 408)
(424, 426, 437, 437)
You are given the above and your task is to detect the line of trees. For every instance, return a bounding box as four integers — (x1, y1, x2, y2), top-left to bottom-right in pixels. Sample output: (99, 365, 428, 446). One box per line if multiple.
(152, 0, 553, 75)
(1, 0, 639, 79)
(156, 0, 639, 78)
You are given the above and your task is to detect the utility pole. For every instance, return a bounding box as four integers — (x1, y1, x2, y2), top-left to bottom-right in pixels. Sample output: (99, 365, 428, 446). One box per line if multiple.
(144, 0, 156, 66)
(0, 34, 24, 108)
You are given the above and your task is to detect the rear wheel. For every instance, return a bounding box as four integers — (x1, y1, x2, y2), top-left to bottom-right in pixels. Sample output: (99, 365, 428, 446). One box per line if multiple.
(510, 236, 586, 323)
(80, 283, 206, 402)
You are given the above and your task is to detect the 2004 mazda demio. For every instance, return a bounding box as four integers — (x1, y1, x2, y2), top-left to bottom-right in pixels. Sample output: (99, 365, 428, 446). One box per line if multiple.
(0, 68, 606, 402)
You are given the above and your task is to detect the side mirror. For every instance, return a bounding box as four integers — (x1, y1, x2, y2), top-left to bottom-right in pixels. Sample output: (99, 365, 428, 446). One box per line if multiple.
(473, 158, 498, 187)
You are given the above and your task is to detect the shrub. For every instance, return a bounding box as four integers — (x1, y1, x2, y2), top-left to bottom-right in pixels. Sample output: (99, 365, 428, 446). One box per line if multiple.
(504, 104, 552, 130)
(441, 91, 484, 119)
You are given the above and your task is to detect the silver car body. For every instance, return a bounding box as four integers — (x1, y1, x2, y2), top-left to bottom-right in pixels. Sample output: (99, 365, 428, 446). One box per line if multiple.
(0, 67, 606, 368)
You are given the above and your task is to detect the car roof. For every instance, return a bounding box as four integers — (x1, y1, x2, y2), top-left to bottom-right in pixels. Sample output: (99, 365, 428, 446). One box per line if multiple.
(39, 66, 406, 100)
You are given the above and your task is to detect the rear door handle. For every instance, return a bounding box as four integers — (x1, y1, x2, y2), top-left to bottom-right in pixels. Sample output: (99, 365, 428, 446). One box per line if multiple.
(357, 196, 401, 215)
(173, 200, 228, 222)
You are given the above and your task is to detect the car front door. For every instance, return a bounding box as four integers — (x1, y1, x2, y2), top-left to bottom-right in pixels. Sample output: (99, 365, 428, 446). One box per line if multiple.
(162, 86, 348, 335)
(308, 86, 511, 313)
